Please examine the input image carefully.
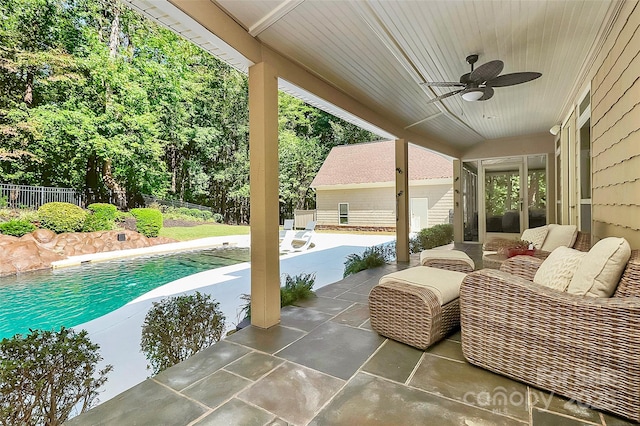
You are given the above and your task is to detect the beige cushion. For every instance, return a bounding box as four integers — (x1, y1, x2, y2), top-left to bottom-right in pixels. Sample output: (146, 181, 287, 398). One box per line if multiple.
(420, 249, 475, 270)
(521, 225, 549, 249)
(567, 237, 631, 297)
(379, 266, 466, 305)
(540, 224, 578, 252)
(533, 247, 586, 291)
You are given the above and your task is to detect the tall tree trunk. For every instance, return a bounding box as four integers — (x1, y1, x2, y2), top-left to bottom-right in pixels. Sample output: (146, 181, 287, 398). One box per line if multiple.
(24, 70, 34, 105)
(100, 2, 126, 206)
(102, 159, 126, 208)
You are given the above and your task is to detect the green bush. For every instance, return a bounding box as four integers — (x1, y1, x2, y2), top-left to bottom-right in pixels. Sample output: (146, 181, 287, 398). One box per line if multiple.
(0, 327, 112, 425)
(212, 213, 223, 223)
(200, 210, 213, 221)
(0, 219, 36, 237)
(83, 203, 117, 232)
(343, 244, 395, 277)
(140, 292, 225, 374)
(0, 196, 7, 208)
(130, 208, 163, 237)
(409, 223, 454, 253)
(240, 273, 316, 320)
(280, 273, 316, 307)
(87, 203, 117, 220)
(38, 202, 87, 233)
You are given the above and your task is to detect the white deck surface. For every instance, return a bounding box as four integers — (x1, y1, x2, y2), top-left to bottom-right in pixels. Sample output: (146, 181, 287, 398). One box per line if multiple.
(72, 232, 394, 405)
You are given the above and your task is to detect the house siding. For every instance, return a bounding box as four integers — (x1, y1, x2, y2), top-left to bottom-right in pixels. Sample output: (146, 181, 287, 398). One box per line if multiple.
(316, 184, 452, 228)
(591, 1, 640, 248)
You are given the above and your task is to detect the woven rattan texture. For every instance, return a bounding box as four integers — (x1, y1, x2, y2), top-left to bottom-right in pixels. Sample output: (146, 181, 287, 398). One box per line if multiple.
(369, 281, 460, 350)
(460, 250, 640, 422)
(421, 259, 473, 274)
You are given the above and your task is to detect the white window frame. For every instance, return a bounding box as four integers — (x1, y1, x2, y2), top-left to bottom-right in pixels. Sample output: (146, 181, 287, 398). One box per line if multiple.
(338, 202, 349, 225)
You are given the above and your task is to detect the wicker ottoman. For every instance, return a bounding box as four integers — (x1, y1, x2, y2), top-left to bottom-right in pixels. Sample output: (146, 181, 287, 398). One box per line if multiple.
(369, 266, 467, 350)
(420, 249, 475, 273)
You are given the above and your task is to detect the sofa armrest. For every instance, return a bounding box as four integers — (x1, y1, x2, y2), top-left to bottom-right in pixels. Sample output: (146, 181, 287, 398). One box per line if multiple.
(483, 237, 517, 252)
(499, 255, 543, 281)
(460, 269, 640, 421)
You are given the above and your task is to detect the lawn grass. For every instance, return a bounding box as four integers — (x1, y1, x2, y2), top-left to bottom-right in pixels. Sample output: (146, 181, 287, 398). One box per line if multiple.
(159, 224, 250, 241)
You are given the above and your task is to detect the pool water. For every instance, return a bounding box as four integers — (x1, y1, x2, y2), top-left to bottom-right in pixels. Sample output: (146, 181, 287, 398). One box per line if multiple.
(0, 247, 250, 340)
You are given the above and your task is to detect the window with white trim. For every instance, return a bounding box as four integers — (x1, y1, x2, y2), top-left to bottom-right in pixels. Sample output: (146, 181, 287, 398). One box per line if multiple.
(338, 203, 349, 224)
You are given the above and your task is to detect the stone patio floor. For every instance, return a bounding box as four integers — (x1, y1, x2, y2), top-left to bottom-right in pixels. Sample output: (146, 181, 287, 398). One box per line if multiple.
(68, 244, 636, 425)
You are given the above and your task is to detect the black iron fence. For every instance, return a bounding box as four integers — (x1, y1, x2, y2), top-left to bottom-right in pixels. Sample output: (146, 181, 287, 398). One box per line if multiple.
(0, 183, 82, 209)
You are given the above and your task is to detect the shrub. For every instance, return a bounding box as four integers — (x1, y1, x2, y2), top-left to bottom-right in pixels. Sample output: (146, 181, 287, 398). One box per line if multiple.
(200, 210, 213, 221)
(0, 219, 36, 237)
(130, 208, 163, 237)
(0, 327, 112, 425)
(83, 203, 117, 232)
(240, 273, 316, 320)
(140, 292, 225, 374)
(212, 213, 223, 223)
(0, 196, 7, 208)
(409, 223, 454, 253)
(38, 202, 87, 233)
(87, 203, 117, 220)
(343, 244, 394, 277)
(280, 273, 316, 307)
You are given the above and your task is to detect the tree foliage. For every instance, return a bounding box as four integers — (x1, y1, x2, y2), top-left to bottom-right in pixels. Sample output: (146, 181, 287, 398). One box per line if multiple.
(0, 327, 112, 425)
(0, 0, 378, 222)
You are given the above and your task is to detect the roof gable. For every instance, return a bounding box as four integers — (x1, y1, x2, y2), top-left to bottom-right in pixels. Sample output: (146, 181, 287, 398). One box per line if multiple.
(311, 140, 452, 187)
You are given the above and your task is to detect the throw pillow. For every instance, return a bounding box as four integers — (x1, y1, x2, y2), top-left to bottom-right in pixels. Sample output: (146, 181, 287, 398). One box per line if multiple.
(567, 237, 631, 297)
(521, 225, 549, 249)
(533, 246, 586, 291)
(540, 224, 578, 252)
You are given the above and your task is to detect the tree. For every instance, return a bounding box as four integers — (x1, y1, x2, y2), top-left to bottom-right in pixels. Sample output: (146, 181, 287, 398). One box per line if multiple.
(0, 327, 112, 425)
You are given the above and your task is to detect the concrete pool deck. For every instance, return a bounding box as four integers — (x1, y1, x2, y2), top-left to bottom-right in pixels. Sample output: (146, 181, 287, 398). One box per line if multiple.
(71, 232, 395, 406)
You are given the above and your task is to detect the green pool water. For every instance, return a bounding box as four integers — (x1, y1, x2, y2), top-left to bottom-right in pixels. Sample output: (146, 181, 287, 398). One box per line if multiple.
(0, 247, 250, 340)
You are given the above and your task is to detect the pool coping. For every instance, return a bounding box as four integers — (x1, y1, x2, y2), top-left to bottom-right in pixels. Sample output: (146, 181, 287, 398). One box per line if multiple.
(51, 235, 251, 269)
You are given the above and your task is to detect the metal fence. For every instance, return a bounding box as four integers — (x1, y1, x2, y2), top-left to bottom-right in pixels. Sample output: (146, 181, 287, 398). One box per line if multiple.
(0, 183, 82, 209)
(141, 194, 213, 212)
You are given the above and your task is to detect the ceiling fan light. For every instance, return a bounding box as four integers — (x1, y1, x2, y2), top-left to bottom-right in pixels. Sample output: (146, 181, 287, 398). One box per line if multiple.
(461, 89, 484, 102)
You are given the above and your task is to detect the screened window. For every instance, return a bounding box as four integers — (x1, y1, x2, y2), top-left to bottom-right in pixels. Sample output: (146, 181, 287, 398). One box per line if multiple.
(338, 203, 349, 224)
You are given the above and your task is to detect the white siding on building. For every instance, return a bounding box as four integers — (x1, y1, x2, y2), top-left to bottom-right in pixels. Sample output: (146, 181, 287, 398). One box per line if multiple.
(316, 183, 453, 228)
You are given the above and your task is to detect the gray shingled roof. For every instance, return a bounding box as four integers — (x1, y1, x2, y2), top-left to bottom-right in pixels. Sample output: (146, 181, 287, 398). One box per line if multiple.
(311, 140, 452, 187)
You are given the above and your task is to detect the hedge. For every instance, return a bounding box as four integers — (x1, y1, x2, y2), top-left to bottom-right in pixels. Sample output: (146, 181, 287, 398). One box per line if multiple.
(0, 219, 36, 237)
(38, 202, 87, 233)
(130, 208, 163, 237)
(83, 203, 117, 232)
(409, 223, 454, 253)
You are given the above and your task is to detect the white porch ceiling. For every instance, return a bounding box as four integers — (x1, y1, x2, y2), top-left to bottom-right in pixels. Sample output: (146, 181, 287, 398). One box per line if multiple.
(130, 0, 617, 152)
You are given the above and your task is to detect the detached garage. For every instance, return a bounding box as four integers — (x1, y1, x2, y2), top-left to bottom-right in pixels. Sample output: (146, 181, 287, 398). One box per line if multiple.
(311, 140, 453, 232)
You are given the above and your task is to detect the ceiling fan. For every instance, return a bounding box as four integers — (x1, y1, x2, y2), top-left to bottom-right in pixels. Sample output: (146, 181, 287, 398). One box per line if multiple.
(421, 54, 542, 104)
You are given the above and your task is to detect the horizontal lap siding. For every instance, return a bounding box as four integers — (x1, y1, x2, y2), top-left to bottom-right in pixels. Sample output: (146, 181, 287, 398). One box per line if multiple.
(409, 184, 454, 227)
(316, 187, 396, 227)
(316, 183, 453, 227)
(591, 2, 640, 247)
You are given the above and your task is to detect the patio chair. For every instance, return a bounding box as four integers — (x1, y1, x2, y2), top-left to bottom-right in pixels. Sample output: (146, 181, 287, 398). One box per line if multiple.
(460, 239, 640, 422)
(483, 225, 591, 261)
(280, 221, 315, 252)
(278, 219, 294, 240)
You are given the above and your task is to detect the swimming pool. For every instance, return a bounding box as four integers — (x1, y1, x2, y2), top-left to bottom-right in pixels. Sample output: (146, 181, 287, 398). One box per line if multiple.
(0, 247, 250, 340)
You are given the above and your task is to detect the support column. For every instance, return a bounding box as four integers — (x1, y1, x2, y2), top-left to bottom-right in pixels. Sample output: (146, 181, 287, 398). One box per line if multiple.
(249, 62, 280, 329)
(453, 159, 464, 243)
(395, 139, 410, 262)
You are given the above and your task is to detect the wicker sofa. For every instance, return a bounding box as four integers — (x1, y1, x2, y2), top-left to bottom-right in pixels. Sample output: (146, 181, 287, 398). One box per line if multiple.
(460, 251, 640, 422)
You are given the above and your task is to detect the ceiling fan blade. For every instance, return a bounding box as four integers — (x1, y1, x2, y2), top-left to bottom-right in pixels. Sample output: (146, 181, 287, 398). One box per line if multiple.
(424, 89, 464, 105)
(421, 81, 465, 87)
(486, 72, 542, 87)
(478, 86, 494, 101)
(469, 60, 504, 83)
